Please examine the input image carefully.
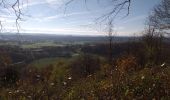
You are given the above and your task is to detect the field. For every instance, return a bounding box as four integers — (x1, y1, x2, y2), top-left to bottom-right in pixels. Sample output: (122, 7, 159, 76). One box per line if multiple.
(28, 57, 70, 68)
(21, 41, 65, 49)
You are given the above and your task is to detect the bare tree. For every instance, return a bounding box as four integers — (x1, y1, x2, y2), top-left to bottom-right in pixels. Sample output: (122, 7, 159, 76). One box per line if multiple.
(142, 0, 170, 65)
(0, 0, 24, 32)
(108, 20, 114, 63)
(149, 0, 170, 33)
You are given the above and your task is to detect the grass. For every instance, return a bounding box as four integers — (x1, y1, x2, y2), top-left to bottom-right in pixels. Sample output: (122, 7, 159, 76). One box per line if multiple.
(0, 42, 18, 46)
(0, 41, 66, 49)
(28, 57, 70, 68)
(21, 41, 65, 49)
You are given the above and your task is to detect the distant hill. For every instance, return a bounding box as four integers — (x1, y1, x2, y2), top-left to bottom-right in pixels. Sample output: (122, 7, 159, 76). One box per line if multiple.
(0, 33, 140, 43)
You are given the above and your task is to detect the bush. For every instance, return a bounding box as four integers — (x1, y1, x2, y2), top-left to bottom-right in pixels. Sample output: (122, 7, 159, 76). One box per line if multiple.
(0, 67, 20, 87)
(115, 54, 138, 73)
(70, 54, 101, 79)
(0, 51, 12, 67)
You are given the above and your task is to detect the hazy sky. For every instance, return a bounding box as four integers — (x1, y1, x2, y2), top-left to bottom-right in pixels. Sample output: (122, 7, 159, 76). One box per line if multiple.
(1, 0, 161, 36)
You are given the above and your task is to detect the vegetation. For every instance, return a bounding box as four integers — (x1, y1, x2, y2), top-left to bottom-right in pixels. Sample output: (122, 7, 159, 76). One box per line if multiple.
(0, 38, 170, 99)
(0, 0, 169, 99)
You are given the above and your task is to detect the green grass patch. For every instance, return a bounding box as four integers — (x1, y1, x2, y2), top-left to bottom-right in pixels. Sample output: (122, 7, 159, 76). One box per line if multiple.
(21, 41, 65, 49)
(28, 57, 70, 68)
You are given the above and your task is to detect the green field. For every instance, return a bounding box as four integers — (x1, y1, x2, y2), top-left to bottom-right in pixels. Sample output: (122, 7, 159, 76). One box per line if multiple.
(28, 57, 70, 68)
(21, 41, 65, 49)
(0, 41, 65, 49)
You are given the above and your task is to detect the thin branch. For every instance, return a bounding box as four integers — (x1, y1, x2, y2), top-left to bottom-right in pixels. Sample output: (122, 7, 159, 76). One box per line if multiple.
(12, 0, 22, 32)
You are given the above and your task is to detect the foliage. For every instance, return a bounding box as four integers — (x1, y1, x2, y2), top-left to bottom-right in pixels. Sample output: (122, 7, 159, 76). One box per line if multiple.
(69, 54, 101, 79)
(0, 53, 169, 99)
(0, 67, 20, 88)
(0, 51, 12, 67)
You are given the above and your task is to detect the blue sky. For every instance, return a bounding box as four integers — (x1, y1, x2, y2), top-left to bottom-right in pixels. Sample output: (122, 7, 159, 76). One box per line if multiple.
(0, 0, 161, 36)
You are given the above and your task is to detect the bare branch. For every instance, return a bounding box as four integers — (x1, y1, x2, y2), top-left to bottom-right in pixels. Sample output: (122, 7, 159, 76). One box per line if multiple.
(0, 21, 2, 32)
(65, 0, 131, 23)
(12, 0, 22, 32)
(149, 0, 170, 30)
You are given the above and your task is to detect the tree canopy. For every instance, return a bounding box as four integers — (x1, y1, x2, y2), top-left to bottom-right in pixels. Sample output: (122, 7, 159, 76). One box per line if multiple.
(149, 0, 170, 31)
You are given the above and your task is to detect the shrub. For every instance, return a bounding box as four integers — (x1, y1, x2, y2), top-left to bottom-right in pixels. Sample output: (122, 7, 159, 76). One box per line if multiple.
(0, 51, 12, 67)
(0, 67, 20, 87)
(115, 54, 138, 74)
(70, 54, 101, 79)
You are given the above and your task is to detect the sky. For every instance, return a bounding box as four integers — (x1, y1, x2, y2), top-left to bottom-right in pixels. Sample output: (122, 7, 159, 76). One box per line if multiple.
(0, 0, 161, 36)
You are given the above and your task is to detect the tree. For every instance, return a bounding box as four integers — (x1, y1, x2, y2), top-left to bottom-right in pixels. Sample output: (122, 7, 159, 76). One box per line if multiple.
(142, 25, 164, 65)
(148, 0, 170, 33)
(142, 0, 170, 65)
